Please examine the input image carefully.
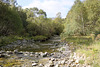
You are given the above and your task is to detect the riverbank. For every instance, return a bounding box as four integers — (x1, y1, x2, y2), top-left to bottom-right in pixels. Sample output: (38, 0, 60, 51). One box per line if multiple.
(75, 41, 100, 67)
(64, 36, 100, 67)
(0, 35, 62, 52)
(0, 35, 50, 47)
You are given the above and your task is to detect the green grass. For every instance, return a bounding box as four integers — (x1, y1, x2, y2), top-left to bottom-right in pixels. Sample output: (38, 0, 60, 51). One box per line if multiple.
(65, 36, 92, 45)
(63, 36, 93, 51)
(76, 41, 100, 67)
(63, 36, 100, 67)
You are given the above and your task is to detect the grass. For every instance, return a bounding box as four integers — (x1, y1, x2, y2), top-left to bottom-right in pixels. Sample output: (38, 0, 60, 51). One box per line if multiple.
(63, 36, 93, 51)
(63, 36, 100, 67)
(76, 41, 100, 67)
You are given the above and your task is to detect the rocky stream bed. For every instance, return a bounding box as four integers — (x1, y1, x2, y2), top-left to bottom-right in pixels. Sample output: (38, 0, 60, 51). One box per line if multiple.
(0, 36, 91, 67)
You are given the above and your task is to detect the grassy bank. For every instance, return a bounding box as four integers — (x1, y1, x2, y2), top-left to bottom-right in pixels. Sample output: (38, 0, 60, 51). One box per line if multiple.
(76, 41, 100, 67)
(63, 36, 100, 67)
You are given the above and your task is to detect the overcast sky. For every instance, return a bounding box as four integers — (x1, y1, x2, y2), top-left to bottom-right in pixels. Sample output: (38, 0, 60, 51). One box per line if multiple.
(17, 0, 76, 18)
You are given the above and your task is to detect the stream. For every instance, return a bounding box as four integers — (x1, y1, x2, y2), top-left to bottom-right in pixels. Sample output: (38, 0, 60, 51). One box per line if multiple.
(0, 35, 69, 67)
(0, 35, 63, 52)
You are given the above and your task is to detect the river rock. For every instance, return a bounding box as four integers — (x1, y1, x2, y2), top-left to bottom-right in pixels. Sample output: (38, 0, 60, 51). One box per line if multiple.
(16, 40, 22, 45)
(0, 54, 5, 58)
(60, 59, 66, 64)
(54, 43, 59, 46)
(7, 51, 13, 54)
(41, 52, 48, 57)
(55, 64, 59, 67)
(39, 64, 44, 67)
(50, 58, 55, 61)
(30, 53, 34, 57)
(32, 61, 38, 66)
(22, 39, 27, 43)
(32, 63, 38, 66)
(0, 51, 5, 54)
(24, 52, 30, 56)
(14, 49, 18, 54)
(31, 39, 35, 42)
(17, 52, 23, 54)
(75, 59, 79, 64)
(45, 63, 54, 67)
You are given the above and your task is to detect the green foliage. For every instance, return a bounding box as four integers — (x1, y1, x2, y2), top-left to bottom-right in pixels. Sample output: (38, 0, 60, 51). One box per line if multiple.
(61, 0, 100, 37)
(0, 2, 23, 36)
(24, 8, 64, 38)
(0, 35, 24, 47)
(0, 1, 64, 46)
(84, 0, 100, 34)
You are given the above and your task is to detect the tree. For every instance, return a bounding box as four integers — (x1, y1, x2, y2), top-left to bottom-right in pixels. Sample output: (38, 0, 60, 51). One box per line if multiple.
(0, 1, 23, 36)
(63, 0, 88, 36)
(84, 0, 100, 34)
(53, 12, 64, 35)
(38, 9, 47, 18)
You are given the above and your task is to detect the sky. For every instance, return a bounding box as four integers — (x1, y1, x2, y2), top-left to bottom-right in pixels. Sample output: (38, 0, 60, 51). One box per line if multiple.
(17, 0, 76, 18)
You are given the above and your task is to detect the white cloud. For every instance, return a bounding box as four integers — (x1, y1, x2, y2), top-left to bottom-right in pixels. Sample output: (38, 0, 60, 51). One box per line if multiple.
(23, 0, 75, 18)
